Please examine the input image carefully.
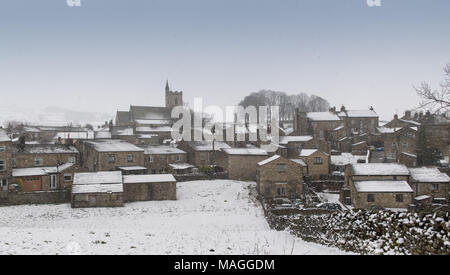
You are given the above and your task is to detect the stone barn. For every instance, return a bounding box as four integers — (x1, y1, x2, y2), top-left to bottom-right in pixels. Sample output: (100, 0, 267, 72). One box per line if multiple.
(123, 174, 177, 202)
(71, 171, 124, 208)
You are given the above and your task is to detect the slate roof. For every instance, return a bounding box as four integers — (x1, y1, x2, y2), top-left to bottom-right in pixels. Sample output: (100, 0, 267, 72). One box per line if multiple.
(130, 106, 171, 120)
(12, 144, 79, 154)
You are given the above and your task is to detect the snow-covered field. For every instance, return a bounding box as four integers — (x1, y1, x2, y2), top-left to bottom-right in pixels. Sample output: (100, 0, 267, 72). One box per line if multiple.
(0, 180, 350, 255)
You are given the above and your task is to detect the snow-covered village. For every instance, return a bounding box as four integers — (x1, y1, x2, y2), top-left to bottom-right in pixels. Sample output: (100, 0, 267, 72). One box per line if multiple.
(1, 1, 450, 260)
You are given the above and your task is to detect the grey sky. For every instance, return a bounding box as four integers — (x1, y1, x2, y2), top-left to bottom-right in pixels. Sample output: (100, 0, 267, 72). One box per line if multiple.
(0, 0, 449, 122)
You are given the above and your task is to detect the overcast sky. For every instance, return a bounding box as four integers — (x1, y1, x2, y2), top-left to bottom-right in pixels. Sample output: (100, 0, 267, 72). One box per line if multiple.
(0, 0, 449, 121)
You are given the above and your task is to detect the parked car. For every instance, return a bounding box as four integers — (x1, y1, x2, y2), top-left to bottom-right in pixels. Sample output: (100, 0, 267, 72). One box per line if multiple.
(316, 202, 342, 211)
(375, 147, 384, 151)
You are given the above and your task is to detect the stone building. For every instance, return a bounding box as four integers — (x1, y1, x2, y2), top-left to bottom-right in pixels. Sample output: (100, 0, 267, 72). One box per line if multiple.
(297, 149, 330, 180)
(256, 155, 303, 200)
(177, 140, 231, 168)
(279, 135, 330, 158)
(344, 163, 412, 209)
(12, 162, 76, 192)
(0, 129, 12, 192)
(114, 80, 182, 144)
(381, 126, 417, 162)
(141, 145, 187, 174)
(82, 139, 145, 172)
(123, 174, 177, 201)
(409, 167, 450, 202)
(71, 171, 124, 208)
(351, 180, 413, 209)
(336, 106, 379, 135)
(351, 141, 368, 155)
(215, 148, 268, 181)
(293, 110, 342, 141)
(12, 144, 79, 169)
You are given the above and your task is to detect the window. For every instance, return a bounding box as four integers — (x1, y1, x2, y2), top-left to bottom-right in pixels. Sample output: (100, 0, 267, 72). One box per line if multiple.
(50, 175, 57, 189)
(277, 164, 285, 172)
(34, 158, 43, 167)
(0, 146, 4, 152)
(160, 155, 166, 161)
(432, 184, 439, 192)
(200, 153, 207, 161)
(127, 154, 133, 162)
(276, 185, 286, 197)
(151, 169, 156, 174)
(149, 155, 154, 162)
(68, 157, 76, 164)
(0, 178, 7, 189)
(392, 142, 397, 149)
(314, 157, 323, 165)
(0, 160, 5, 171)
(367, 194, 375, 202)
(396, 194, 403, 202)
(64, 174, 73, 182)
(176, 155, 182, 161)
(12, 158, 16, 168)
(402, 142, 407, 149)
(108, 155, 115, 163)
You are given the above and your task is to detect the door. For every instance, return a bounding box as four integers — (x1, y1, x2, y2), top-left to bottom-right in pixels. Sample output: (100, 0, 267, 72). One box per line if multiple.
(50, 175, 57, 189)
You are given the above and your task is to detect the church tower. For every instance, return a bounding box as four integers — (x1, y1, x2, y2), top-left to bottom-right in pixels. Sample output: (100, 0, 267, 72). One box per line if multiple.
(165, 79, 183, 110)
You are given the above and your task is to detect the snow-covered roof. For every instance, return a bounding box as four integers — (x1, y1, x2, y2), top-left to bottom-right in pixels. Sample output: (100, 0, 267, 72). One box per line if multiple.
(187, 141, 231, 151)
(54, 131, 95, 140)
(331, 153, 366, 166)
(0, 129, 11, 142)
(415, 195, 431, 201)
(135, 119, 172, 125)
(85, 140, 144, 152)
(123, 174, 176, 184)
(169, 163, 195, 170)
(72, 183, 123, 194)
(333, 125, 345, 131)
(299, 149, 318, 157)
(222, 148, 268, 156)
(352, 141, 366, 146)
(136, 126, 172, 133)
(137, 134, 158, 139)
(73, 171, 123, 185)
(289, 158, 307, 167)
(399, 118, 420, 126)
(111, 127, 134, 136)
(409, 167, 450, 183)
(117, 166, 148, 171)
(130, 105, 171, 121)
(400, 152, 417, 158)
(12, 144, 79, 154)
(257, 155, 281, 166)
(279, 136, 313, 145)
(95, 132, 112, 139)
(354, 180, 413, 193)
(13, 162, 74, 177)
(376, 127, 397, 134)
(352, 163, 410, 176)
(306, 112, 341, 121)
(345, 110, 378, 118)
(142, 145, 186, 155)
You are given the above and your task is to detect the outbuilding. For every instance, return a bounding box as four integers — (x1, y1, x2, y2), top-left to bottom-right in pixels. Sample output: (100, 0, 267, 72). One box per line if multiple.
(71, 171, 124, 208)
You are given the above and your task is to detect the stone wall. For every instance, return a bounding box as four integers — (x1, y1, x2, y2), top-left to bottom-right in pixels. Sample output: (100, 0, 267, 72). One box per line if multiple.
(13, 151, 79, 168)
(71, 192, 124, 208)
(0, 190, 69, 206)
(123, 181, 176, 201)
(264, 207, 450, 255)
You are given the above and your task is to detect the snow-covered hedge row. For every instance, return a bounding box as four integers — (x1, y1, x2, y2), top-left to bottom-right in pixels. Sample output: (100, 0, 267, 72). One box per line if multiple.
(267, 210, 450, 255)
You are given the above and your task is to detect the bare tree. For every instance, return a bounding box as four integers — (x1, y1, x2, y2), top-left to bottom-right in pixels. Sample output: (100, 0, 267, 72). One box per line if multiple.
(415, 63, 450, 114)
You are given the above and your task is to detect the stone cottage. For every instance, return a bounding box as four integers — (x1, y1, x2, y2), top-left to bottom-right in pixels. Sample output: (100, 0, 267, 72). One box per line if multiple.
(177, 140, 231, 168)
(82, 139, 145, 172)
(140, 145, 187, 174)
(298, 149, 330, 180)
(215, 147, 268, 181)
(256, 155, 304, 200)
(0, 129, 12, 192)
(409, 167, 450, 202)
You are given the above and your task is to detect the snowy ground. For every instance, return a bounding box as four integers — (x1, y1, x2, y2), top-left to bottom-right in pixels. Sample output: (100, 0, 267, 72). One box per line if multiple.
(0, 180, 351, 255)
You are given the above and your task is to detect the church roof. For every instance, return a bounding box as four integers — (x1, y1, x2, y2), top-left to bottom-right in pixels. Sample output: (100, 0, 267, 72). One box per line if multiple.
(130, 105, 171, 121)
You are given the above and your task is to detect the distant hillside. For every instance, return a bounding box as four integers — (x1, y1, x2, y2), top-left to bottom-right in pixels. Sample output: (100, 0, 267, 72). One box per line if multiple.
(0, 105, 114, 128)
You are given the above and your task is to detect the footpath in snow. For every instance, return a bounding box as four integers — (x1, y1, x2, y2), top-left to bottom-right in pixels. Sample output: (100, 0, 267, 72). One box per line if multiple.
(0, 180, 351, 255)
